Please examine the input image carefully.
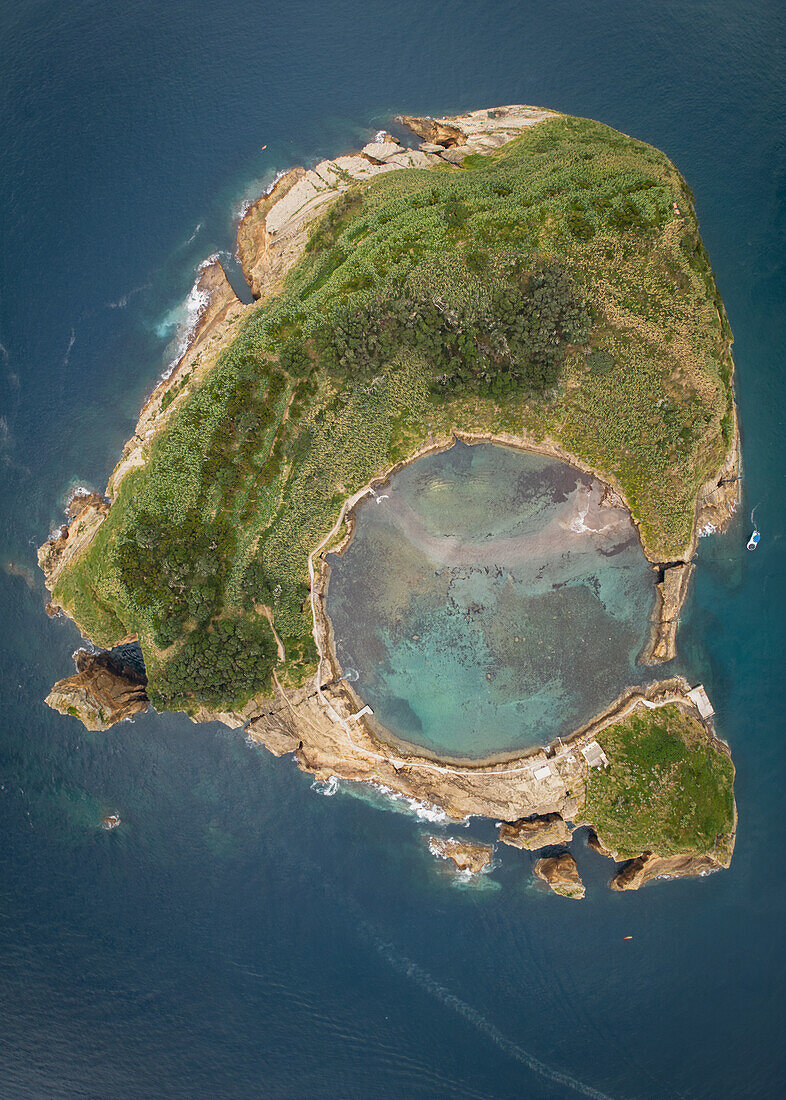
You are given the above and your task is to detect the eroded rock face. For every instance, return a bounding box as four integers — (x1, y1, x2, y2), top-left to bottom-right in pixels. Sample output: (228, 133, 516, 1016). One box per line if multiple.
(45, 650, 148, 731)
(534, 852, 585, 899)
(427, 836, 493, 874)
(499, 812, 573, 851)
(610, 851, 724, 891)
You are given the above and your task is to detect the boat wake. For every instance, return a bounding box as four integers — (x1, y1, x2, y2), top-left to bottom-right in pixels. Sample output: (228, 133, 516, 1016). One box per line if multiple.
(360, 921, 613, 1099)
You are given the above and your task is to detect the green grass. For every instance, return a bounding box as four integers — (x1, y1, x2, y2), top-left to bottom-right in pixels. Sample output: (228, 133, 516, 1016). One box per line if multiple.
(581, 705, 735, 859)
(50, 113, 735, 714)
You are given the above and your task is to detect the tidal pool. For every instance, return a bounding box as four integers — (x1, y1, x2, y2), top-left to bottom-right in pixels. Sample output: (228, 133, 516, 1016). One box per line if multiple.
(325, 443, 657, 761)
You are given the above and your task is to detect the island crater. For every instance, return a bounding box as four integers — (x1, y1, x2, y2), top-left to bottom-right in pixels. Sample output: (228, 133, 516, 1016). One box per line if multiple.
(38, 106, 739, 893)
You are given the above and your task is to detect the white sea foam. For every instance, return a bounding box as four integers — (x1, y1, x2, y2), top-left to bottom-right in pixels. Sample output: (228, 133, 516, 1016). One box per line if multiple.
(235, 169, 289, 223)
(374, 130, 387, 142)
(698, 522, 718, 537)
(311, 775, 339, 796)
(365, 782, 449, 822)
(310, 774, 450, 821)
(156, 253, 219, 378)
(107, 282, 150, 310)
(63, 484, 95, 515)
(63, 328, 76, 366)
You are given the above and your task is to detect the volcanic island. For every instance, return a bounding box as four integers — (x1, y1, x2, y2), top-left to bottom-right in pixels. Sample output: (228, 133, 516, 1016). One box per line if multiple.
(39, 107, 739, 896)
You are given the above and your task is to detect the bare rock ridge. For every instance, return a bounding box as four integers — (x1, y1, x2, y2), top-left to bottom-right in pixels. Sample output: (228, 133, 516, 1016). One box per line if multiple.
(399, 105, 557, 164)
(534, 852, 586, 899)
(609, 851, 726, 891)
(45, 650, 148, 731)
(646, 560, 695, 664)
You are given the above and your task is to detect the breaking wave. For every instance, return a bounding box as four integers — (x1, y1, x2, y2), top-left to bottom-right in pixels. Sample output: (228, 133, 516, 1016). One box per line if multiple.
(155, 253, 219, 378)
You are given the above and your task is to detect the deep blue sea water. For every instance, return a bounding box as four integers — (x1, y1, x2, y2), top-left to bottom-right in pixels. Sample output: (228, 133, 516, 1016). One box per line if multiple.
(1, 1, 784, 1096)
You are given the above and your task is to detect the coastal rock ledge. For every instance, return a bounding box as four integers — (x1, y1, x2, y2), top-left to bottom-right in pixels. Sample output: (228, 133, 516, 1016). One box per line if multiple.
(609, 851, 726, 891)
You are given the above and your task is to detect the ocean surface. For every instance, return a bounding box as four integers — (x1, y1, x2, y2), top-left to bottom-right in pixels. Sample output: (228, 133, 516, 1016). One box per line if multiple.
(327, 443, 655, 760)
(1, 1, 784, 1096)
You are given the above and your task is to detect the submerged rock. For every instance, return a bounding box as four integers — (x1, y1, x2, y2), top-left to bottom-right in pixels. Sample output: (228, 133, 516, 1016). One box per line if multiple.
(534, 852, 585, 899)
(427, 835, 493, 874)
(45, 649, 148, 731)
(499, 812, 573, 851)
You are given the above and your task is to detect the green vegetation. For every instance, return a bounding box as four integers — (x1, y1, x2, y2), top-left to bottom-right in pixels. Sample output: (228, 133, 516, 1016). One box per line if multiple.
(50, 114, 734, 714)
(582, 705, 735, 859)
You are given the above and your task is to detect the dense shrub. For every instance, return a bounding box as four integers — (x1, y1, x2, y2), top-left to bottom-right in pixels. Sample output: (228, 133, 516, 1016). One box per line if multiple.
(149, 615, 278, 711)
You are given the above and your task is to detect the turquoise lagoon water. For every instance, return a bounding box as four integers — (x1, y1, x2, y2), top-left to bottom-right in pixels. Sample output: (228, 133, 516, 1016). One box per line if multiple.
(2, 0, 786, 1096)
(327, 444, 656, 759)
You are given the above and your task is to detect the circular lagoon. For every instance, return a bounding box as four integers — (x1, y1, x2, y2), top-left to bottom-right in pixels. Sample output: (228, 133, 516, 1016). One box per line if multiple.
(325, 443, 657, 761)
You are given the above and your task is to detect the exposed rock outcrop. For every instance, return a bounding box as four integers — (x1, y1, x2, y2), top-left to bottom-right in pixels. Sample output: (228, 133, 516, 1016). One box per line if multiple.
(427, 835, 493, 874)
(38, 493, 110, 593)
(694, 410, 741, 540)
(45, 650, 148, 731)
(645, 560, 695, 664)
(399, 105, 557, 163)
(534, 852, 585, 899)
(609, 850, 727, 891)
(499, 812, 573, 851)
(106, 260, 244, 499)
(236, 147, 439, 301)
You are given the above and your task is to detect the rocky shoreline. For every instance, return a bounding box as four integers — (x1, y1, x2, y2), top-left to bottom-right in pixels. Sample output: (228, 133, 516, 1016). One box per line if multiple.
(37, 106, 739, 893)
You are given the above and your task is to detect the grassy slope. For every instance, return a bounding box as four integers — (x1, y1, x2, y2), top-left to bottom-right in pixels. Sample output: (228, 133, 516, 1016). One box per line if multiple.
(52, 114, 735, 714)
(582, 705, 735, 859)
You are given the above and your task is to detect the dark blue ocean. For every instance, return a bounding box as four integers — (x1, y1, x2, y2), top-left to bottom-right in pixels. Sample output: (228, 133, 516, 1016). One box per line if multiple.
(1, 2, 784, 1095)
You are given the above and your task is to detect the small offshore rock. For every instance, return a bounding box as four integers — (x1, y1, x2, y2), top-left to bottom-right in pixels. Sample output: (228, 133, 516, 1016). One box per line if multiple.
(427, 835, 493, 875)
(534, 851, 585, 899)
(499, 812, 573, 851)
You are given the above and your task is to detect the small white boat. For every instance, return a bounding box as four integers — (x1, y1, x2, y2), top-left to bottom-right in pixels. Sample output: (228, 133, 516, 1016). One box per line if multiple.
(747, 528, 760, 550)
